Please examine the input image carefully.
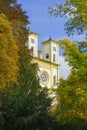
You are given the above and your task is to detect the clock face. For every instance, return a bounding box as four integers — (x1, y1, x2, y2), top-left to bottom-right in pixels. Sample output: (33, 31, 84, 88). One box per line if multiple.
(41, 73, 47, 82)
(40, 71, 49, 84)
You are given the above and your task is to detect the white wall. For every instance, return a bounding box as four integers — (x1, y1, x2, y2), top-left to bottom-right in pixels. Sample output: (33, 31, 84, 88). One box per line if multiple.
(27, 33, 38, 57)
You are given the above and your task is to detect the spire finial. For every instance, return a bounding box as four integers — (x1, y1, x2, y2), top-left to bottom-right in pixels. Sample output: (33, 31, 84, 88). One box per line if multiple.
(49, 35, 52, 40)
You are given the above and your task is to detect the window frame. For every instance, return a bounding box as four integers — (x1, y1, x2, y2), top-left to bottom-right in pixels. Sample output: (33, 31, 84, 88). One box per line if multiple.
(31, 38, 34, 44)
(46, 53, 49, 59)
(53, 54, 56, 62)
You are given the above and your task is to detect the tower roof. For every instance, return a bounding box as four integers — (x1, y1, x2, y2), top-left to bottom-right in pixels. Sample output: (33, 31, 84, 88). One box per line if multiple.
(29, 30, 38, 36)
(42, 36, 58, 44)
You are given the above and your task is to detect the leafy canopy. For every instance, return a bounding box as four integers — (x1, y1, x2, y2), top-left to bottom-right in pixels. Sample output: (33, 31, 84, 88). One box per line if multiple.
(0, 14, 18, 88)
(49, 0, 87, 36)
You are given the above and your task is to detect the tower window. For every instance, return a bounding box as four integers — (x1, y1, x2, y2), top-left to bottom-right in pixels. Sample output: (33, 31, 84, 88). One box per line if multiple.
(31, 46, 34, 56)
(31, 38, 34, 43)
(46, 53, 49, 59)
(53, 54, 55, 62)
(53, 47, 56, 52)
(53, 76, 56, 85)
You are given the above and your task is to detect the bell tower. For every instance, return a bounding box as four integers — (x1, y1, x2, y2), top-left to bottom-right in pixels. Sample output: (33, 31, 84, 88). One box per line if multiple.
(42, 37, 59, 64)
(41, 37, 60, 88)
(27, 31, 38, 57)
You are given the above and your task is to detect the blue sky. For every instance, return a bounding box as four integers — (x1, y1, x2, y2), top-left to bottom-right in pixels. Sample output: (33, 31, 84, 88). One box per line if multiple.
(17, 0, 84, 79)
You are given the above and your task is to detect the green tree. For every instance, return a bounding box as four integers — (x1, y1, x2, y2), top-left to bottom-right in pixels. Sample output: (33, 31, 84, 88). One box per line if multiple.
(0, 14, 18, 88)
(49, 0, 87, 36)
(59, 39, 87, 82)
(55, 40, 87, 129)
(0, 63, 52, 130)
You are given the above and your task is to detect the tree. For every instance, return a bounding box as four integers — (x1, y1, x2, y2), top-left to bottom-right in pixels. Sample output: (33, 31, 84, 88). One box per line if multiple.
(48, 0, 87, 36)
(0, 14, 18, 88)
(0, 0, 32, 74)
(55, 40, 87, 129)
(49, 1, 87, 129)
(59, 39, 87, 82)
(0, 63, 52, 130)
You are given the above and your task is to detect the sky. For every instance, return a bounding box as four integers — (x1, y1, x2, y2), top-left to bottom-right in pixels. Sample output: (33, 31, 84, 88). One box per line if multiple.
(17, 0, 84, 79)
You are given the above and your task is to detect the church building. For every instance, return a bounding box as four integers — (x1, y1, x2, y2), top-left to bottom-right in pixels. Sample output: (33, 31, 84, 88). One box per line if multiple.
(27, 31, 60, 89)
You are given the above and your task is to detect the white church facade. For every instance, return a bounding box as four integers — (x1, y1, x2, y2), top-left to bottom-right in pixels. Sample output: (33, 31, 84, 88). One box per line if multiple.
(27, 31, 60, 89)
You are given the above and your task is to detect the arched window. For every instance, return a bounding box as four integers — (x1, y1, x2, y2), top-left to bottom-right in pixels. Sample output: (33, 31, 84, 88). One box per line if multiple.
(46, 53, 49, 59)
(31, 46, 34, 56)
(53, 76, 56, 85)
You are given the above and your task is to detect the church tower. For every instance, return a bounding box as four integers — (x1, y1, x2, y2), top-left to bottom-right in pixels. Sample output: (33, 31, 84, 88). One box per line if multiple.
(42, 37, 59, 64)
(40, 37, 59, 88)
(27, 31, 38, 57)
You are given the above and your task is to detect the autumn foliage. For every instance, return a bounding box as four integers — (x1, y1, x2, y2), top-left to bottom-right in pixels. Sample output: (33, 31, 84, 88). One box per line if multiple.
(0, 14, 18, 87)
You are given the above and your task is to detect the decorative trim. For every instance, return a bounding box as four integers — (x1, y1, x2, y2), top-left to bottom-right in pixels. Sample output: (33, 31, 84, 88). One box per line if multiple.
(40, 70, 49, 85)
